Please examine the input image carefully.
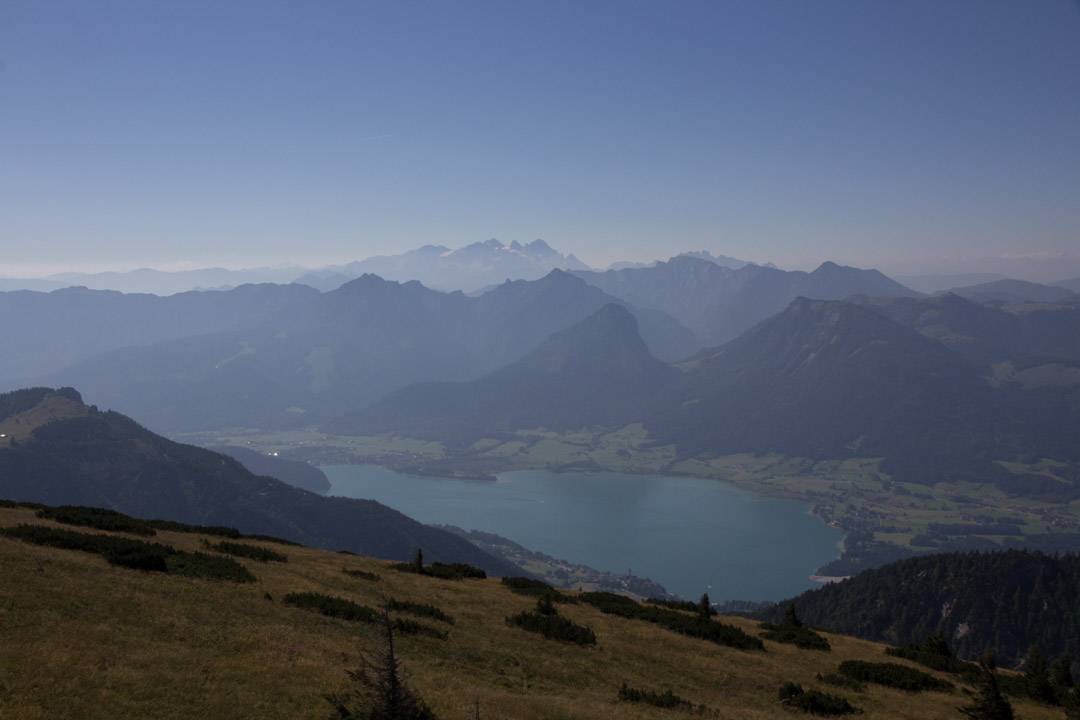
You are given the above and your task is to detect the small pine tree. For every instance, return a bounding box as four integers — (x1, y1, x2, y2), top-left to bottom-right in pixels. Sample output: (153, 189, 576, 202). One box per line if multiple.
(325, 608, 437, 719)
(413, 548, 424, 573)
(959, 657, 1014, 720)
(1065, 688, 1080, 720)
(536, 594, 557, 617)
(1052, 655, 1076, 697)
(698, 593, 713, 619)
(1024, 645, 1055, 704)
(783, 603, 802, 628)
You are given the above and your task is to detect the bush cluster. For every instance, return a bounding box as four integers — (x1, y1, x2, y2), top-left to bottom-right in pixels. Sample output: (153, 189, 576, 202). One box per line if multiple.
(617, 683, 693, 710)
(778, 682, 860, 715)
(837, 660, 953, 693)
(645, 597, 700, 613)
(36, 506, 157, 536)
(506, 597, 596, 646)
(885, 634, 972, 674)
(282, 592, 446, 639)
(0, 499, 46, 510)
(387, 599, 455, 625)
(760, 623, 831, 651)
(500, 576, 575, 603)
(143, 519, 241, 538)
(283, 592, 380, 623)
(13, 499, 301, 547)
(580, 592, 763, 651)
(206, 540, 288, 563)
(392, 561, 486, 580)
(1, 524, 255, 582)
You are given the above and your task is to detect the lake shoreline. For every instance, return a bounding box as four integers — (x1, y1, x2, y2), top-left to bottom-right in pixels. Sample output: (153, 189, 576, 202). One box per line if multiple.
(322, 464, 844, 602)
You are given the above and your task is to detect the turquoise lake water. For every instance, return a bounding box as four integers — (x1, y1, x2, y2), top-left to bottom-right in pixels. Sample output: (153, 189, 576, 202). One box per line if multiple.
(323, 465, 842, 601)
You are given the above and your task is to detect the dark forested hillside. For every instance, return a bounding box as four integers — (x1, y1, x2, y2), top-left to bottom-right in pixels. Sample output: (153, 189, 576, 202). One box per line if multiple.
(0, 388, 517, 574)
(652, 298, 1080, 485)
(770, 550, 1080, 667)
(207, 445, 331, 494)
(854, 293, 1080, 368)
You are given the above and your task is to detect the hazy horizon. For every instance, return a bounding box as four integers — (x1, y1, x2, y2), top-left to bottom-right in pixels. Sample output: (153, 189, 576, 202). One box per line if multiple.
(2, 0, 1079, 281)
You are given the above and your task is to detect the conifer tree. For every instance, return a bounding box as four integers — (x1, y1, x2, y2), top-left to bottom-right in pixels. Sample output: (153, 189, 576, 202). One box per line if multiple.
(783, 603, 802, 628)
(698, 592, 713, 619)
(325, 608, 436, 719)
(959, 656, 1014, 720)
(1024, 645, 1055, 703)
(413, 548, 424, 573)
(1064, 688, 1080, 720)
(536, 594, 557, 617)
(1051, 655, 1076, 698)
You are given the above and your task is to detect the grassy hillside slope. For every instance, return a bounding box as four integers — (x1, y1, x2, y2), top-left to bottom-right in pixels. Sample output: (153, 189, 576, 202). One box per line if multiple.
(0, 506, 1061, 720)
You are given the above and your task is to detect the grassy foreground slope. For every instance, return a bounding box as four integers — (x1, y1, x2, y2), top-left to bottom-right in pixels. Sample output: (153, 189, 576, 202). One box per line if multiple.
(0, 507, 1061, 720)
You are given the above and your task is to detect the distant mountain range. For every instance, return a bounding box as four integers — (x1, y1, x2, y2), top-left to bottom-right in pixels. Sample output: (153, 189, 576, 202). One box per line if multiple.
(294, 239, 590, 292)
(892, 273, 1009, 294)
(0, 266, 305, 295)
(8, 271, 697, 432)
(606, 250, 769, 272)
(331, 304, 679, 439)
(944, 278, 1077, 304)
(343, 293, 1080, 491)
(573, 256, 920, 345)
(0, 387, 517, 574)
(0, 283, 320, 382)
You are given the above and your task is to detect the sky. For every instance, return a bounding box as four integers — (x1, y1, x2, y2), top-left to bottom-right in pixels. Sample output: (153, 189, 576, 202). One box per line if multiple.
(1, 0, 1079, 277)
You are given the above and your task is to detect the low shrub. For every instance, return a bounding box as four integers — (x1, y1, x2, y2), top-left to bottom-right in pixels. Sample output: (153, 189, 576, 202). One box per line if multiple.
(501, 576, 575, 602)
(506, 598, 596, 646)
(282, 592, 379, 623)
(0, 524, 255, 582)
(144, 519, 242, 538)
(760, 623, 831, 651)
(343, 568, 380, 581)
(580, 592, 763, 651)
(206, 540, 288, 563)
(391, 561, 486, 580)
(837, 660, 953, 693)
(36, 506, 156, 536)
(103, 544, 169, 571)
(506, 610, 597, 646)
(283, 593, 446, 640)
(387, 599, 454, 625)
(240, 534, 302, 547)
(645, 597, 699, 613)
(428, 562, 486, 579)
(165, 552, 257, 582)
(885, 634, 973, 675)
(778, 682, 860, 715)
(617, 683, 693, 710)
(0, 499, 46, 510)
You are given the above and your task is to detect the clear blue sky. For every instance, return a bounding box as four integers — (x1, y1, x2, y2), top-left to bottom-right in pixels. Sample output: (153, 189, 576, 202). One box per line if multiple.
(1, 0, 1078, 275)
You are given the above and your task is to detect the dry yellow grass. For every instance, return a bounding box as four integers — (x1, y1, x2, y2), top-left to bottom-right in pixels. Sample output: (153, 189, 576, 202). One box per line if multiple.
(0, 506, 1062, 720)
